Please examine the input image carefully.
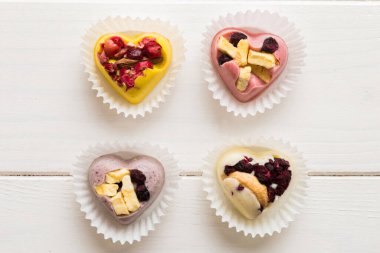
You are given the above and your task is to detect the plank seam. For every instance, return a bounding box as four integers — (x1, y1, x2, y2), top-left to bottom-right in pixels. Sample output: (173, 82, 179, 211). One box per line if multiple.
(0, 171, 380, 177)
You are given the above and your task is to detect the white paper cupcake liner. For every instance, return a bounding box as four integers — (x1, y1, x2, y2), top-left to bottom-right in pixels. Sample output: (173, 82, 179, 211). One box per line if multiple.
(202, 137, 309, 237)
(202, 10, 306, 117)
(81, 16, 186, 118)
(73, 142, 180, 244)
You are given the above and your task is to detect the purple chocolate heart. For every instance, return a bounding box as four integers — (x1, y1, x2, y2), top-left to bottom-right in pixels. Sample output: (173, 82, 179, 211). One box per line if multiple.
(88, 152, 165, 224)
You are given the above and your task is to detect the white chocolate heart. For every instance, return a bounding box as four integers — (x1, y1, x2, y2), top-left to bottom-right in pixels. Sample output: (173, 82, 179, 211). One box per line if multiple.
(216, 147, 289, 219)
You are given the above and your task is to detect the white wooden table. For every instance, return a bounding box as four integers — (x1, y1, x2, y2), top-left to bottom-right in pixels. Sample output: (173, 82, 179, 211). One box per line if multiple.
(0, 1, 379, 252)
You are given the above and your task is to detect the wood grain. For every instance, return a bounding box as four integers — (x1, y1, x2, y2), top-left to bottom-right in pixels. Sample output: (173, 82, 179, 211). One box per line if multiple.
(0, 2, 379, 174)
(0, 177, 378, 252)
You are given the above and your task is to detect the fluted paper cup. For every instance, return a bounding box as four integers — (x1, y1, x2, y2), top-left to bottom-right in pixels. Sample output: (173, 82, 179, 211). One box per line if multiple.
(202, 137, 308, 237)
(203, 10, 306, 117)
(73, 142, 180, 244)
(81, 16, 185, 118)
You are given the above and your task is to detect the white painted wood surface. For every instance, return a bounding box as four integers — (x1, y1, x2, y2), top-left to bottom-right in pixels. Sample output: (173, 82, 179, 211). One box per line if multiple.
(0, 1, 380, 252)
(0, 2, 379, 172)
(0, 177, 379, 252)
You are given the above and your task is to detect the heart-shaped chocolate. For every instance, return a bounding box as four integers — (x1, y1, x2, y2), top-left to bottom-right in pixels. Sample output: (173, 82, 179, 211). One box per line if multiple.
(215, 147, 292, 219)
(211, 28, 288, 102)
(88, 153, 165, 224)
(94, 33, 172, 104)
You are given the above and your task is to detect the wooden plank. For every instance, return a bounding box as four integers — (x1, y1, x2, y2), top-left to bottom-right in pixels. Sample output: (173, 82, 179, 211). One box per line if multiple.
(0, 177, 378, 252)
(0, 3, 379, 173)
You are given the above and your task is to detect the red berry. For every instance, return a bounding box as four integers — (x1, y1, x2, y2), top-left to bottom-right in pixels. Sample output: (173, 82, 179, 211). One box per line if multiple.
(110, 36, 125, 48)
(134, 61, 153, 73)
(140, 37, 156, 46)
(103, 63, 115, 73)
(98, 51, 108, 65)
(103, 38, 121, 57)
(120, 75, 135, 89)
(143, 41, 162, 59)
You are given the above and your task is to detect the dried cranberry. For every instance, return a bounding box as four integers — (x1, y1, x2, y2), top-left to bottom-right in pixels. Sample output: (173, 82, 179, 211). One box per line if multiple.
(273, 159, 281, 171)
(261, 37, 279, 53)
(275, 158, 290, 170)
(119, 68, 127, 76)
(130, 169, 146, 185)
(224, 157, 255, 175)
(103, 63, 116, 73)
(267, 187, 276, 202)
(104, 38, 121, 57)
(229, 32, 247, 47)
(218, 54, 232, 65)
(142, 41, 162, 59)
(98, 51, 108, 65)
(134, 61, 153, 73)
(275, 185, 286, 196)
(110, 36, 125, 48)
(273, 170, 292, 186)
(264, 162, 274, 172)
(224, 165, 236, 176)
(140, 37, 156, 46)
(243, 156, 253, 163)
(135, 185, 150, 202)
(126, 47, 143, 60)
(242, 163, 255, 174)
(253, 165, 271, 185)
(120, 75, 135, 89)
(237, 184, 244, 191)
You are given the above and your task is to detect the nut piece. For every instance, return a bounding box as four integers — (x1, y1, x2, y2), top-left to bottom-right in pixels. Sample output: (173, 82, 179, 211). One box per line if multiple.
(247, 50, 277, 69)
(229, 171, 268, 207)
(110, 192, 130, 215)
(250, 65, 272, 83)
(95, 183, 118, 197)
(217, 36, 237, 59)
(121, 175, 141, 212)
(236, 66, 252, 92)
(235, 39, 249, 67)
(105, 168, 130, 184)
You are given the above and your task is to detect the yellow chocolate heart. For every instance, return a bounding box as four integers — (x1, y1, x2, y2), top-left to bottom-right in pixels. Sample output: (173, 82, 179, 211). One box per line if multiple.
(94, 33, 172, 104)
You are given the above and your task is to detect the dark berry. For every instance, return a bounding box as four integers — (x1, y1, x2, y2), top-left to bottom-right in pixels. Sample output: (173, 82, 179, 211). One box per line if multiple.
(243, 156, 253, 163)
(275, 158, 290, 170)
(116, 182, 123, 192)
(275, 184, 286, 196)
(237, 184, 244, 191)
(273, 170, 292, 187)
(135, 185, 150, 202)
(261, 37, 279, 53)
(218, 54, 232, 65)
(229, 32, 247, 47)
(235, 160, 254, 174)
(224, 165, 236, 176)
(126, 47, 143, 60)
(253, 165, 271, 185)
(130, 169, 146, 185)
(267, 187, 276, 202)
(264, 162, 274, 172)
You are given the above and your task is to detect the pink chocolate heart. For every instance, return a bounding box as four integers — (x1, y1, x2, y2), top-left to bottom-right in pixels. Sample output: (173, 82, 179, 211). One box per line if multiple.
(211, 28, 288, 102)
(88, 153, 165, 224)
